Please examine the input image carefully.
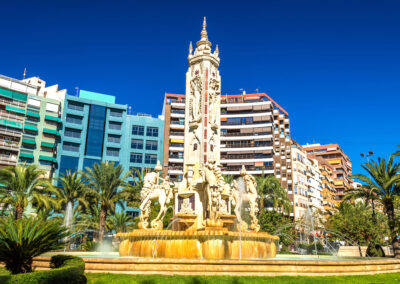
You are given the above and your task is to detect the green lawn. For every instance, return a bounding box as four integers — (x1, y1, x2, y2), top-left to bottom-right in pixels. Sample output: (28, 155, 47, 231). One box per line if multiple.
(86, 273, 400, 284)
(1, 267, 400, 283)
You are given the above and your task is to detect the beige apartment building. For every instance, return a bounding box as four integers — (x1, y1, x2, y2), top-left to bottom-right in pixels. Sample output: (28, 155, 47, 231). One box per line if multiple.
(162, 92, 292, 190)
(290, 140, 323, 220)
(302, 143, 352, 202)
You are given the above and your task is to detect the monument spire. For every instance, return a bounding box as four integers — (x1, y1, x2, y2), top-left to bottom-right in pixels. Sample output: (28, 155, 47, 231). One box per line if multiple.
(201, 17, 208, 40)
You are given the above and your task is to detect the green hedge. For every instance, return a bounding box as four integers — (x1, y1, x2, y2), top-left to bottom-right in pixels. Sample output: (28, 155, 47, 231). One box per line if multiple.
(2, 255, 86, 284)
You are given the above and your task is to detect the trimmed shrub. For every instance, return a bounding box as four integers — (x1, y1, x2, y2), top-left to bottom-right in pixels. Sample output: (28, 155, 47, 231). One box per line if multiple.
(3, 255, 86, 284)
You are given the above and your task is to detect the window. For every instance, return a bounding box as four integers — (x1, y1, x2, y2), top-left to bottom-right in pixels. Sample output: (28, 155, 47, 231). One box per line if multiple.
(68, 101, 84, 111)
(130, 167, 142, 178)
(59, 156, 79, 175)
(106, 147, 120, 157)
(130, 153, 142, 163)
(26, 116, 39, 123)
(62, 142, 80, 152)
(66, 114, 82, 124)
(39, 160, 52, 166)
(108, 134, 121, 143)
(85, 105, 106, 157)
(83, 158, 100, 170)
(131, 139, 143, 149)
(64, 128, 81, 138)
(126, 211, 139, 218)
(109, 121, 121, 130)
(146, 127, 159, 137)
(146, 140, 158, 151)
(109, 109, 123, 117)
(46, 103, 59, 113)
(28, 98, 41, 107)
(132, 125, 144, 136)
(145, 154, 157, 164)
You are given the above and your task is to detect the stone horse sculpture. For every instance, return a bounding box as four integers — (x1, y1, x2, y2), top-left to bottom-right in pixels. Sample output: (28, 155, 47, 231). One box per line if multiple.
(139, 170, 173, 230)
(231, 166, 260, 232)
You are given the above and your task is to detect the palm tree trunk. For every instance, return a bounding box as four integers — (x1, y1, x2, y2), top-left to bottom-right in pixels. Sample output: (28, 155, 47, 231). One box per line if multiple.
(98, 205, 107, 243)
(15, 205, 24, 220)
(371, 200, 377, 224)
(386, 201, 400, 258)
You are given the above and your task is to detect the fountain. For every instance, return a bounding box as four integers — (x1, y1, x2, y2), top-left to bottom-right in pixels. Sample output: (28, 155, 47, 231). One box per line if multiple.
(118, 18, 278, 259)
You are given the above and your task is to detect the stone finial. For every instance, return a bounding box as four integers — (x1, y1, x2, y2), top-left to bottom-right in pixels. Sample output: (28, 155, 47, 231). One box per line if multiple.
(214, 44, 219, 55)
(189, 41, 193, 54)
(201, 17, 208, 40)
(155, 160, 162, 172)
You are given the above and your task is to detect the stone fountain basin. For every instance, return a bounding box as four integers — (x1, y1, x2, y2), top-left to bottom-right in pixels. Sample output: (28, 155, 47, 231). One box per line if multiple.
(118, 229, 279, 259)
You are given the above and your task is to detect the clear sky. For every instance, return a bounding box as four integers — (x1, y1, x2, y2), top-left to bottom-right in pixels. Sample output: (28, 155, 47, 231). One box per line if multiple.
(1, 0, 399, 174)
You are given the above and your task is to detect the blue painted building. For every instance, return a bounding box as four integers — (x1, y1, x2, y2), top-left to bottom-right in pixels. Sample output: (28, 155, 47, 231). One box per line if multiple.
(56, 90, 164, 217)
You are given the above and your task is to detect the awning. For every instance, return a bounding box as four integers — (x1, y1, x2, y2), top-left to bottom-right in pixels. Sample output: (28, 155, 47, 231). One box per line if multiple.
(24, 124, 38, 132)
(22, 138, 36, 145)
(43, 128, 61, 136)
(26, 111, 40, 118)
(19, 152, 34, 159)
(171, 138, 184, 143)
(45, 115, 62, 123)
(41, 142, 56, 148)
(0, 119, 22, 129)
(39, 155, 57, 163)
(5, 105, 25, 115)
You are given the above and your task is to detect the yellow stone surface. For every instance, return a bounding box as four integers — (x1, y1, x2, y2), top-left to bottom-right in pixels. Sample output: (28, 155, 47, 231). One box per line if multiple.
(118, 229, 279, 259)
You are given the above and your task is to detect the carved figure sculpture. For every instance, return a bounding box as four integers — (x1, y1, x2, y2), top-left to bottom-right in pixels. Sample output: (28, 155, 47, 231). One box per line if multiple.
(231, 166, 260, 232)
(139, 169, 173, 230)
(189, 75, 202, 123)
(208, 78, 220, 127)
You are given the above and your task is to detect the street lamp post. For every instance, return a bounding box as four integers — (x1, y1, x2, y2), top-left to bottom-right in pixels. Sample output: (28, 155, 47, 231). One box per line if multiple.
(360, 151, 376, 223)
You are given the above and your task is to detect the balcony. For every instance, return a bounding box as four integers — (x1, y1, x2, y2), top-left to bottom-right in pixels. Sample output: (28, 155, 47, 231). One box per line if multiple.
(0, 140, 19, 151)
(0, 127, 22, 138)
(0, 97, 26, 108)
(0, 154, 17, 165)
(0, 110, 24, 123)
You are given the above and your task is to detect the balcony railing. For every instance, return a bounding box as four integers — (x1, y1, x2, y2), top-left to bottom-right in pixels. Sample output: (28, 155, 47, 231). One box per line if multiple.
(222, 166, 274, 172)
(0, 97, 26, 108)
(222, 143, 273, 148)
(0, 155, 17, 165)
(0, 110, 24, 122)
(221, 132, 272, 137)
(170, 131, 184, 136)
(0, 127, 22, 138)
(221, 154, 272, 160)
(169, 166, 183, 171)
(0, 140, 19, 150)
(171, 109, 185, 114)
(170, 121, 185, 125)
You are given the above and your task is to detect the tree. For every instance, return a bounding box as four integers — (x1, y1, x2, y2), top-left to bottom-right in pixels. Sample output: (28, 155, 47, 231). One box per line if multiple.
(53, 171, 89, 229)
(0, 217, 68, 274)
(83, 162, 129, 243)
(124, 168, 144, 209)
(109, 211, 133, 233)
(0, 164, 51, 219)
(223, 174, 234, 186)
(258, 210, 296, 250)
(344, 184, 378, 223)
(352, 154, 400, 258)
(327, 201, 387, 257)
(256, 172, 291, 214)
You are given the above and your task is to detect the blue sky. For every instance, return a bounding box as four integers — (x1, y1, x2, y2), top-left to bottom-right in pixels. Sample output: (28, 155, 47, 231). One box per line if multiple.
(0, 0, 399, 174)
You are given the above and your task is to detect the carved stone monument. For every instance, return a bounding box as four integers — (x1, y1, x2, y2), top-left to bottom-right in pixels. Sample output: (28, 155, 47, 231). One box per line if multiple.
(118, 18, 279, 259)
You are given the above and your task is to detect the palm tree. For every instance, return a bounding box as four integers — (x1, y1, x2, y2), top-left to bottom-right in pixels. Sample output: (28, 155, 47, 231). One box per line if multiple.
(223, 174, 234, 186)
(109, 211, 133, 233)
(256, 171, 291, 213)
(344, 184, 378, 223)
(352, 154, 400, 258)
(83, 162, 129, 243)
(53, 171, 89, 229)
(0, 164, 51, 219)
(124, 168, 144, 209)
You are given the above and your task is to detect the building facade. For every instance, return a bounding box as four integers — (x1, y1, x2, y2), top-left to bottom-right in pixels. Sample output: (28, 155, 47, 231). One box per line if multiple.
(0, 75, 65, 178)
(302, 143, 352, 202)
(56, 90, 164, 216)
(162, 93, 292, 190)
(290, 140, 323, 220)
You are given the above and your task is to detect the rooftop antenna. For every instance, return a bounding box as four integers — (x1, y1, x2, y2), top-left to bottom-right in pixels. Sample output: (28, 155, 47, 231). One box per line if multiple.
(23, 68, 27, 79)
(75, 87, 79, 96)
(256, 88, 259, 93)
(128, 106, 132, 115)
